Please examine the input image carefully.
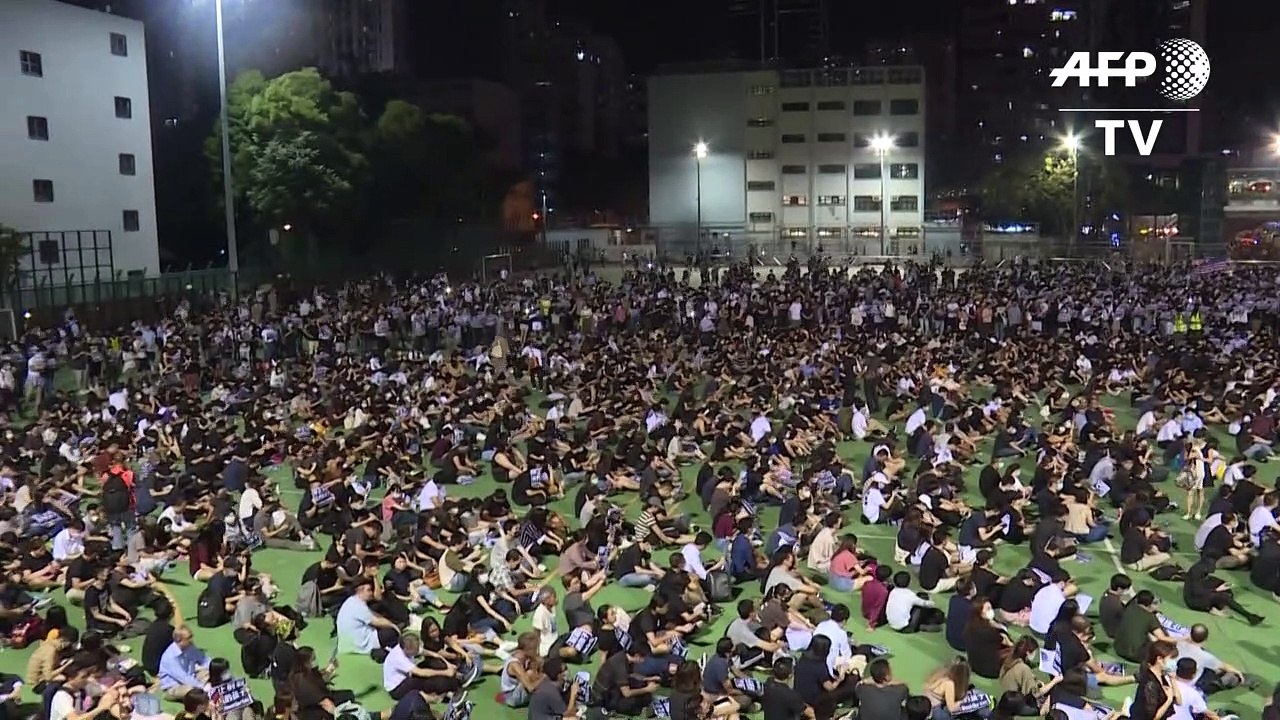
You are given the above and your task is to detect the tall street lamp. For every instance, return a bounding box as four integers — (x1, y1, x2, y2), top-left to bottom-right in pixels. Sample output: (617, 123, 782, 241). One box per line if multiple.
(214, 0, 240, 281)
(694, 141, 708, 255)
(1062, 133, 1081, 250)
(870, 133, 895, 255)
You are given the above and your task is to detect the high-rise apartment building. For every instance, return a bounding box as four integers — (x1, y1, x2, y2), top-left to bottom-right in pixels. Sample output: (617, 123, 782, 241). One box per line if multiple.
(649, 64, 926, 254)
(726, 0, 830, 63)
(0, 0, 161, 279)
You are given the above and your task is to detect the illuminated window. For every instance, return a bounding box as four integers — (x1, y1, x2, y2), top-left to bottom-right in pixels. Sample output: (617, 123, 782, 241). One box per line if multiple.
(783, 195, 808, 206)
(781, 228, 808, 238)
(1022, 46, 1035, 58)
(816, 227, 843, 238)
(747, 117, 774, 128)
(817, 195, 846, 206)
(1050, 8, 1078, 21)
(890, 163, 919, 179)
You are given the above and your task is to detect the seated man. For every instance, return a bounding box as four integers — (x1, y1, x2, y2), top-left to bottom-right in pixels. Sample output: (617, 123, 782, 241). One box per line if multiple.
(1177, 624, 1250, 695)
(336, 579, 400, 655)
(158, 626, 210, 700)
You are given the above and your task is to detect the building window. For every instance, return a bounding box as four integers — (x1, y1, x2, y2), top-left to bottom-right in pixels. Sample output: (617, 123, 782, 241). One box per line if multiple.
(780, 134, 806, 143)
(750, 84, 775, 95)
(781, 228, 808, 239)
(27, 115, 49, 141)
(895, 226, 922, 238)
(889, 163, 919, 179)
(1050, 8, 1077, 21)
(818, 164, 846, 174)
(746, 180, 776, 191)
(748, 212, 775, 223)
(817, 132, 846, 143)
(898, 131, 920, 147)
(20, 50, 42, 77)
(816, 227, 843, 238)
(853, 163, 881, 179)
(781, 165, 806, 175)
(783, 195, 808, 207)
(852, 133, 873, 148)
(747, 117, 775, 128)
(889, 99, 920, 115)
(119, 153, 137, 176)
(780, 101, 810, 112)
(853, 195, 882, 212)
(110, 32, 128, 57)
(816, 100, 846, 111)
(114, 96, 133, 119)
(122, 209, 141, 231)
(852, 226, 880, 238)
(817, 195, 846, 206)
(747, 150, 775, 160)
(887, 68, 923, 84)
(852, 100, 882, 116)
(32, 179, 54, 203)
(890, 195, 919, 212)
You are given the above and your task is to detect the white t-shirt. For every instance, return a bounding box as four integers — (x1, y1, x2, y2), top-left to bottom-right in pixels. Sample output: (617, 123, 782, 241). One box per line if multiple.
(417, 480, 444, 511)
(905, 408, 928, 437)
(49, 689, 75, 720)
(1249, 504, 1277, 546)
(863, 486, 886, 524)
(1029, 582, 1067, 635)
(239, 487, 263, 521)
(850, 410, 869, 440)
(1169, 679, 1207, 720)
(51, 528, 84, 561)
(532, 604, 558, 656)
(382, 644, 417, 692)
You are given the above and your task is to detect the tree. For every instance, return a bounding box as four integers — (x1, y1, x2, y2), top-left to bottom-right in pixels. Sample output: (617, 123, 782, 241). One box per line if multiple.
(371, 101, 499, 222)
(0, 224, 25, 293)
(981, 150, 1129, 240)
(205, 68, 368, 256)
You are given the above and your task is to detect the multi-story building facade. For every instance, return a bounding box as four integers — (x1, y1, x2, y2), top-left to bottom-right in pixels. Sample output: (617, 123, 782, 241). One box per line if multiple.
(0, 0, 160, 280)
(649, 64, 926, 254)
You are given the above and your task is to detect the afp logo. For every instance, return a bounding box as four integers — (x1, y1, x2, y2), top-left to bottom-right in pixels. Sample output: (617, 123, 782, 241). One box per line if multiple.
(1049, 39, 1211, 156)
(1049, 40, 1210, 99)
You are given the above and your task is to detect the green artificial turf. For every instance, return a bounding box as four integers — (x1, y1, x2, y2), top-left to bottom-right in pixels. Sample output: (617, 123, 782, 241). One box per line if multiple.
(6, 399, 1277, 720)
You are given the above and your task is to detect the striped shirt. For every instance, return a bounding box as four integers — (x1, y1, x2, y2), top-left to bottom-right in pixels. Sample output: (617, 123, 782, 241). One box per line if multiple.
(633, 510, 657, 543)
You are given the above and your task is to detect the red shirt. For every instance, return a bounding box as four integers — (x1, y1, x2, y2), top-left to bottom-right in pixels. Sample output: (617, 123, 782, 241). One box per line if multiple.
(830, 550, 858, 580)
(861, 579, 890, 628)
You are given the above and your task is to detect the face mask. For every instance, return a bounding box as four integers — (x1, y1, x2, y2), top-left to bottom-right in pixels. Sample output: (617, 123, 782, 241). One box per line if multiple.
(1163, 659, 1177, 673)
(982, 607, 996, 621)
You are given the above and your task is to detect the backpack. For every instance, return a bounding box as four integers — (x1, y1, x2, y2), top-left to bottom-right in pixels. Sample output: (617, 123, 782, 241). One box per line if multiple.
(295, 580, 322, 618)
(706, 570, 732, 603)
(197, 587, 229, 628)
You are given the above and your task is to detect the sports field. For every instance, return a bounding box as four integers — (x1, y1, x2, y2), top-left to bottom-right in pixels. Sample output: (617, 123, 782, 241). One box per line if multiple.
(6, 397, 1275, 719)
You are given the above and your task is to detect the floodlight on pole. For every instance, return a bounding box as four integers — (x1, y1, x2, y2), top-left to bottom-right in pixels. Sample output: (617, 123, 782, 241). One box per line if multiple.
(214, 0, 239, 284)
(871, 134, 895, 254)
(1061, 133, 1081, 248)
(693, 141, 708, 254)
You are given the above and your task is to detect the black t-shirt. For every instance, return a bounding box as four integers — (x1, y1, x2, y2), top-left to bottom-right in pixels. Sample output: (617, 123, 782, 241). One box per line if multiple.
(83, 584, 112, 629)
(593, 651, 630, 704)
(291, 672, 334, 720)
(966, 624, 1007, 678)
(1129, 668, 1170, 720)
(64, 557, 93, 591)
(631, 610, 658, 656)
(854, 682, 908, 720)
(918, 546, 949, 590)
(615, 545, 647, 579)
(972, 567, 1000, 599)
(762, 679, 809, 720)
(389, 691, 435, 720)
(945, 595, 972, 652)
(1057, 632, 1090, 674)
(1120, 527, 1150, 564)
(1200, 525, 1234, 561)
(792, 657, 829, 702)
(142, 620, 175, 675)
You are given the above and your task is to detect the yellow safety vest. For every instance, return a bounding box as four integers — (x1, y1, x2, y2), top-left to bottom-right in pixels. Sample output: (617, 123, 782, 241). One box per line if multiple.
(1173, 314, 1187, 334)
(1189, 312, 1202, 332)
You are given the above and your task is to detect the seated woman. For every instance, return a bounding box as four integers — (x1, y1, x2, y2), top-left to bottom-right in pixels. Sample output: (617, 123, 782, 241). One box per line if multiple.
(827, 535, 873, 592)
(964, 598, 1013, 679)
(286, 646, 355, 720)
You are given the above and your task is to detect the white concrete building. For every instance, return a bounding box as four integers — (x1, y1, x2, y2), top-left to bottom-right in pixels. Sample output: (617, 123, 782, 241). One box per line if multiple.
(0, 0, 160, 282)
(649, 64, 926, 255)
